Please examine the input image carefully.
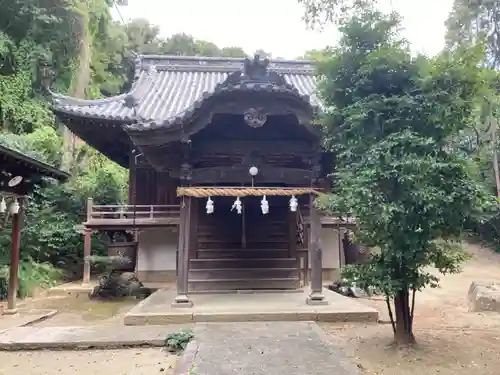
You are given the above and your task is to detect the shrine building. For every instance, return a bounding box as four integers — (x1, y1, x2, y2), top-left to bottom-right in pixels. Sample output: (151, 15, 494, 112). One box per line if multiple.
(49, 55, 354, 307)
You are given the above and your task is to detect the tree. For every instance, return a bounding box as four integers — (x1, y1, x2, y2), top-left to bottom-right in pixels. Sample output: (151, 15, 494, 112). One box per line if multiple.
(297, 0, 378, 28)
(445, 0, 500, 68)
(220, 46, 248, 58)
(299, 47, 335, 61)
(316, 8, 494, 345)
(444, 1, 500, 245)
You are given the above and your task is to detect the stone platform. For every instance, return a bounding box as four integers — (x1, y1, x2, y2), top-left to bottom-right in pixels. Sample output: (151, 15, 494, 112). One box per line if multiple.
(124, 287, 379, 325)
(48, 282, 95, 297)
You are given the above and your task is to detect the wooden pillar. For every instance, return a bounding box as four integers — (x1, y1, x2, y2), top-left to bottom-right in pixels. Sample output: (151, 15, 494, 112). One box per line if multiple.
(189, 198, 198, 259)
(6, 199, 24, 314)
(288, 211, 297, 258)
(172, 196, 193, 307)
(82, 228, 92, 284)
(307, 194, 327, 305)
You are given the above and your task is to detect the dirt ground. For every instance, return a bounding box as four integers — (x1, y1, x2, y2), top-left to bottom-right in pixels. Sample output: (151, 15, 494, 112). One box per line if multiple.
(0, 348, 178, 375)
(0, 291, 177, 374)
(321, 243, 500, 375)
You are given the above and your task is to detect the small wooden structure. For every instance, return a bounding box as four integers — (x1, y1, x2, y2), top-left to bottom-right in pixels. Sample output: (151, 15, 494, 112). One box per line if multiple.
(50, 54, 353, 307)
(0, 144, 68, 313)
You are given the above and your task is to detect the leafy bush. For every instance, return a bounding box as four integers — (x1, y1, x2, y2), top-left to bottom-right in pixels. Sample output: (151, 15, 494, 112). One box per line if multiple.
(165, 329, 194, 352)
(0, 258, 63, 299)
(87, 255, 131, 274)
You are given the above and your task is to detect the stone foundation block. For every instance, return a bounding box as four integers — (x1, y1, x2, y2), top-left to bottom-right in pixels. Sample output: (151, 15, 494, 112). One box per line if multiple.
(467, 281, 500, 312)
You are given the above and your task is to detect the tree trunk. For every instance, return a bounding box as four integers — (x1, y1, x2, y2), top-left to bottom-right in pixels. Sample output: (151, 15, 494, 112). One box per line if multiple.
(393, 289, 416, 345)
(490, 112, 500, 198)
(61, 9, 92, 170)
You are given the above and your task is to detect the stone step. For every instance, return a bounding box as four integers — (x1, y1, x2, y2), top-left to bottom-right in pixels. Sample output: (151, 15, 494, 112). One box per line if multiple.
(188, 268, 299, 279)
(197, 241, 288, 247)
(197, 234, 288, 241)
(190, 258, 297, 269)
(198, 221, 287, 226)
(198, 243, 289, 250)
(198, 228, 288, 234)
(198, 241, 289, 247)
(188, 277, 301, 292)
(198, 223, 288, 233)
(197, 249, 290, 259)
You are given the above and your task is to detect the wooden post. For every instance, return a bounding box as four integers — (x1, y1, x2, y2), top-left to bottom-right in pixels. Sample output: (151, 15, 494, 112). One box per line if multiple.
(172, 196, 193, 307)
(288, 211, 297, 258)
(82, 228, 92, 284)
(288, 210, 299, 282)
(189, 198, 198, 259)
(86, 197, 93, 222)
(307, 194, 327, 305)
(5, 199, 24, 314)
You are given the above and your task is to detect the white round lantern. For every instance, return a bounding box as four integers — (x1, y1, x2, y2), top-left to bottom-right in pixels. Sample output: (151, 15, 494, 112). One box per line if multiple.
(249, 166, 259, 177)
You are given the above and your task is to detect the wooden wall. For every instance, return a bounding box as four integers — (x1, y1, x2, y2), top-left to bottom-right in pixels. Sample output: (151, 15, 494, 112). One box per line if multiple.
(129, 164, 180, 206)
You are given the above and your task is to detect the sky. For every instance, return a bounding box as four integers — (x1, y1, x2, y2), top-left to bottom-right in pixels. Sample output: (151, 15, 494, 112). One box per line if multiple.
(112, 0, 454, 59)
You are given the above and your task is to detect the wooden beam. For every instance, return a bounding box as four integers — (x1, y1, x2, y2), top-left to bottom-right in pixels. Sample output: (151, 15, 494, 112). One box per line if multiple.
(187, 166, 313, 185)
(126, 97, 318, 146)
(192, 140, 319, 155)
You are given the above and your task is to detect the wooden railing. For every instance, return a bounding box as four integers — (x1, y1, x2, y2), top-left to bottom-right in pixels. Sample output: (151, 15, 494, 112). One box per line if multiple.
(86, 198, 181, 222)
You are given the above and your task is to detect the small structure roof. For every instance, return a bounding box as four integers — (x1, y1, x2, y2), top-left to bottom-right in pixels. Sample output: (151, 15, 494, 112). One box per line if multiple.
(0, 144, 68, 313)
(0, 144, 69, 195)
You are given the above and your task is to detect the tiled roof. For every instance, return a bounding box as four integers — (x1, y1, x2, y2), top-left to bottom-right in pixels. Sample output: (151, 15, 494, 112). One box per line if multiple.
(50, 55, 321, 126)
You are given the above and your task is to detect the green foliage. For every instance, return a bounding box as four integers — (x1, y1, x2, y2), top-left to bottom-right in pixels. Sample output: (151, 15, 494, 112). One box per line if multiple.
(87, 255, 131, 274)
(316, 7, 494, 343)
(0, 258, 63, 299)
(443, 2, 500, 248)
(445, 0, 500, 68)
(165, 329, 194, 352)
(298, 0, 379, 28)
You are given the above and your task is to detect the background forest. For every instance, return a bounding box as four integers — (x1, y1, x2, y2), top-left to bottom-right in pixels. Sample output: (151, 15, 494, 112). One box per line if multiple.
(1, 0, 500, 299)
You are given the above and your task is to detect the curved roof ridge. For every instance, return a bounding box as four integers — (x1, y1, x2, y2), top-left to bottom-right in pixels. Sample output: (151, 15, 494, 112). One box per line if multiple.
(50, 70, 149, 107)
(135, 54, 316, 74)
(137, 54, 315, 65)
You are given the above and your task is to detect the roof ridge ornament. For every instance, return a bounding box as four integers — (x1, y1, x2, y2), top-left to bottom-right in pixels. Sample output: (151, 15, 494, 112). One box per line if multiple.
(223, 54, 287, 87)
(243, 55, 270, 81)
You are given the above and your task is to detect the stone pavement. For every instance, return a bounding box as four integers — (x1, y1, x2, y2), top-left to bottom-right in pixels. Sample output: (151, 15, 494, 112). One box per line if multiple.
(185, 322, 360, 375)
(0, 324, 191, 350)
(0, 310, 57, 334)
